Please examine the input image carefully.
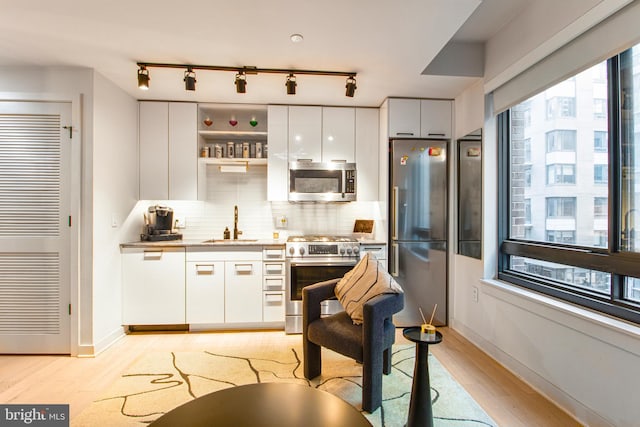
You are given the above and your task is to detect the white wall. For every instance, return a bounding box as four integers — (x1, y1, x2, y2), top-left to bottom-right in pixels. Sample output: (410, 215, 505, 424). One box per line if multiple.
(451, 3, 640, 425)
(91, 72, 138, 353)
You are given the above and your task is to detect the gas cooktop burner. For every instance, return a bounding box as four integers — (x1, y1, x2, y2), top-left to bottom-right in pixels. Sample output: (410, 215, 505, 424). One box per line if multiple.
(287, 235, 357, 243)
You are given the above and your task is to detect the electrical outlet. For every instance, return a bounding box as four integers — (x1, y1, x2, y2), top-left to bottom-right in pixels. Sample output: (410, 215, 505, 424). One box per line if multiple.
(472, 286, 479, 303)
(277, 216, 288, 229)
(174, 216, 186, 229)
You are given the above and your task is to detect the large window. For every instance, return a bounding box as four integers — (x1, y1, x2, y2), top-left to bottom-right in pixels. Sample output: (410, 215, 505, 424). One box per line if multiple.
(499, 49, 640, 324)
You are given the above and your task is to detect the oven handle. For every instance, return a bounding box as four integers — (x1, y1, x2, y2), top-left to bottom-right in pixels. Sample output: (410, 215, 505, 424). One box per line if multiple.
(288, 260, 358, 267)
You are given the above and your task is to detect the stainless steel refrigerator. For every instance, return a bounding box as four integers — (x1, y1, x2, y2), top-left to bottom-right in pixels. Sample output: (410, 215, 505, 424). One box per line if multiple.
(389, 139, 447, 326)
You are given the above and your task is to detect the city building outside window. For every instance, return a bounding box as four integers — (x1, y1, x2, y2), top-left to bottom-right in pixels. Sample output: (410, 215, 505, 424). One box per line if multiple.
(498, 47, 640, 324)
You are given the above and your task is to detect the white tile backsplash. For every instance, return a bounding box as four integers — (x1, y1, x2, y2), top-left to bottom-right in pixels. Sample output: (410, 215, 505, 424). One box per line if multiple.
(131, 167, 385, 242)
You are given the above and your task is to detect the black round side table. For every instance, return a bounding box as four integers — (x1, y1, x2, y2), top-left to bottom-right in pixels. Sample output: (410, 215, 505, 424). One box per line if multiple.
(402, 327, 443, 427)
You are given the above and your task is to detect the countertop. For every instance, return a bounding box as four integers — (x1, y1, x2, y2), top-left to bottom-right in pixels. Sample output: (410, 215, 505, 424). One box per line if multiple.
(120, 239, 286, 248)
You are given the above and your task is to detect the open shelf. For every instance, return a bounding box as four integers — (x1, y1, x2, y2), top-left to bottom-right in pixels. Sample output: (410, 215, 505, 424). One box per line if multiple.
(199, 130, 268, 141)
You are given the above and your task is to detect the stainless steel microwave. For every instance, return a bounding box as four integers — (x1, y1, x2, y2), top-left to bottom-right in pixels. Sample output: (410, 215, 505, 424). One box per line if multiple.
(289, 162, 357, 202)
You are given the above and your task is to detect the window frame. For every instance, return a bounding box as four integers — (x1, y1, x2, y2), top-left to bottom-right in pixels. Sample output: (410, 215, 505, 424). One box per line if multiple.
(497, 54, 640, 324)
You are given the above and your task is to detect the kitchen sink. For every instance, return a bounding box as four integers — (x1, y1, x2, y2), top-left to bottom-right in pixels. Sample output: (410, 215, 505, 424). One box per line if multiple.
(202, 239, 259, 243)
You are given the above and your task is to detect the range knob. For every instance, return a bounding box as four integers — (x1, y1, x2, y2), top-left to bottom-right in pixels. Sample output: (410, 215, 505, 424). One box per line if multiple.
(288, 246, 295, 255)
(340, 247, 346, 255)
(353, 246, 360, 255)
(346, 247, 353, 255)
(299, 247, 305, 256)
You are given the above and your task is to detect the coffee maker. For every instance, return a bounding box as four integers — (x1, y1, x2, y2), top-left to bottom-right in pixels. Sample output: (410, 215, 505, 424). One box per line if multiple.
(142, 205, 182, 241)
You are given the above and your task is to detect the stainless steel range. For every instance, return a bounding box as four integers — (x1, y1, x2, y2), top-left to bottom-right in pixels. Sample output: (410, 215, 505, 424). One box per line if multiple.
(285, 235, 360, 334)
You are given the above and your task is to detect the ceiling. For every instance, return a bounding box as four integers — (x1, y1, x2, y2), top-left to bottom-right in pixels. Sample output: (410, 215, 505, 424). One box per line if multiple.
(0, 0, 529, 107)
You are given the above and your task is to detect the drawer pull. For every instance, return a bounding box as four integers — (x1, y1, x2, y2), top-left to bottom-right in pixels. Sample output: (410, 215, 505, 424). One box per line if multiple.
(234, 263, 253, 273)
(143, 250, 163, 260)
(265, 263, 284, 273)
(264, 277, 284, 289)
(264, 249, 283, 258)
(196, 264, 215, 274)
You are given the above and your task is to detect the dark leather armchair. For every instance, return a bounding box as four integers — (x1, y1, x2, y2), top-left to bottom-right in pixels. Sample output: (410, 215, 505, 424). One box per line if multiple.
(302, 278, 404, 413)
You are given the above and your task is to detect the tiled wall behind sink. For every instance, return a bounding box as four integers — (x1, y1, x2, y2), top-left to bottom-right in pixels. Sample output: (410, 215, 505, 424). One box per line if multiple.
(128, 166, 385, 242)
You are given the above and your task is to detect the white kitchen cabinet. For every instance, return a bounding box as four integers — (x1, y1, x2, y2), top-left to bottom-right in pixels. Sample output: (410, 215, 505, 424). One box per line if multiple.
(387, 98, 421, 138)
(169, 102, 198, 199)
(420, 99, 453, 139)
(224, 252, 263, 323)
(355, 108, 379, 201)
(139, 102, 169, 200)
(386, 98, 453, 139)
(139, 101, 197, 200)
(288, 106, 322, 162)
(267, 105, 289, 201)
(322, 107, 355, 163)
(186, 260, 225, 324)
(122, 247, 186, 325)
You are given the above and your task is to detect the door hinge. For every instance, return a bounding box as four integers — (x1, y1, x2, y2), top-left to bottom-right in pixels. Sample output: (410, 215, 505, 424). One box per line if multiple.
(68, 304, 72, 315)
(63, 125, 73, 139)
(68, 216, 72, 227)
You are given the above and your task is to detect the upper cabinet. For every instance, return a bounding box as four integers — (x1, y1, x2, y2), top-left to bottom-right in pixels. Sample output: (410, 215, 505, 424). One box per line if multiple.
(288, 106, 322, 162)
(322, 107, 355, 163)
(288, 106, 356, 163)
(386, 98, 453, 139)
(355, 108, 379, 201)
(267, 105, 288, 202)
(139, 101, 197, 200)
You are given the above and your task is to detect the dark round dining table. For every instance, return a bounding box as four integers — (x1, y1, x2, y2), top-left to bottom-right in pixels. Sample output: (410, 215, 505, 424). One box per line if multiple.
(149, 382, 372, 427)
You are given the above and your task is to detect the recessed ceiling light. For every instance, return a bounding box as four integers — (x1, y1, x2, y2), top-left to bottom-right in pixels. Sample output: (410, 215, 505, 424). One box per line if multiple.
(290, 33, 304, 43)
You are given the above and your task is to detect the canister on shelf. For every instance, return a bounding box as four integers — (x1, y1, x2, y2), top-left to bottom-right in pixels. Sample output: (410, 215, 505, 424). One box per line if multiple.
(235, 142, 242, 158)
(226, 142, 235, 158)
(255, 142, 263, 158)
(214, 144, 223, 159)
(242, 142, 250, 158)
(200, 146, 210, 158)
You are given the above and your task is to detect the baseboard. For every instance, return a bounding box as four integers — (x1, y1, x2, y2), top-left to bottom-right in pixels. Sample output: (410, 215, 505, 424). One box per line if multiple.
(450, 319, 611, 427)
(77, 327, 127, 357)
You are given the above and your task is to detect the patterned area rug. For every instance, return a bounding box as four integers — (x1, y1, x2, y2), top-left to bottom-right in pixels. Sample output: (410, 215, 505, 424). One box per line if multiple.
(73, 345, 496, 427)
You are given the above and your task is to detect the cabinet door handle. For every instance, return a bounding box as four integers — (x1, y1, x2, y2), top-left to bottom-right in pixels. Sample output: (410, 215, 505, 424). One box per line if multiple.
(196, 264, 215, 274)
(395, 132, 414, 136)
(391, 243, 399, 277)
(330, 159, 347, 163)
(427, 132, 446, 137)
(143, 250, 163, 260)
(234, 263, 253, 273)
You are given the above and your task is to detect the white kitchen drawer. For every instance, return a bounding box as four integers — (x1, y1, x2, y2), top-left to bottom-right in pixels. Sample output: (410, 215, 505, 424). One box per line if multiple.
(264, 262, 285, 275)
(263, 291, 285, 322)
(263, 247, 285, 260)
(263, 276, 285, 291)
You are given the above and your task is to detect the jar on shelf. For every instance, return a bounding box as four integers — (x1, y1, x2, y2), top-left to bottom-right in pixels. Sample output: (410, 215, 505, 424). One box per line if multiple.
(200, 146, 210, 158)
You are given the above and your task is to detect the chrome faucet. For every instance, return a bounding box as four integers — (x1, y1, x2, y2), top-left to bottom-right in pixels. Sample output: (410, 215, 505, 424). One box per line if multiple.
(233, 205, 242, 240)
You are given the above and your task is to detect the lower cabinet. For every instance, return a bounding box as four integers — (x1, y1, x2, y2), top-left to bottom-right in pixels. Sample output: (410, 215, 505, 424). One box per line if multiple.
(186, 248, 263, 325)
(123, 245, 284, 327)
(122, 247, 186, 325)
(186, 260, 225, 324)
(224, 258, 263, 323)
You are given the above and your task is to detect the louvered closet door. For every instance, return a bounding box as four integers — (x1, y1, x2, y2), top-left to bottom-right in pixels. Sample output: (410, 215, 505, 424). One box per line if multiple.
(0, 101, 71, 354)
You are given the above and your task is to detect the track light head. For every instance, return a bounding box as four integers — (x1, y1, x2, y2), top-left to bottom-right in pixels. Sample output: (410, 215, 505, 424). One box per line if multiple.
(235, 72, 247, 94)
(286, 74, 297, 95)
(345, 76, 357, 97)
(137, 66, 150, 90)
(184, 68, 196, 91)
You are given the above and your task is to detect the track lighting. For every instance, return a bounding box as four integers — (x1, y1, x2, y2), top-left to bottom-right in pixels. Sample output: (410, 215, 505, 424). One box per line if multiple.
(137, 62, 357, 97)
(137, 65, 149, 90)
(286, 74, 297, 95)
(345, 76, 357, 98)
(235, 72, 247, 93)
(184, 68, 196, 91)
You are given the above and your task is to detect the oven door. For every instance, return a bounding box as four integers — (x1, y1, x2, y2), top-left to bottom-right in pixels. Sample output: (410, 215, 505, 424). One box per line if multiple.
(285, 259, 356, 317)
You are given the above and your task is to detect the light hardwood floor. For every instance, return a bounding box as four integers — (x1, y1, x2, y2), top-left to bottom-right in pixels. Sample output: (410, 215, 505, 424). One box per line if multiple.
(0, 327, 581, 426)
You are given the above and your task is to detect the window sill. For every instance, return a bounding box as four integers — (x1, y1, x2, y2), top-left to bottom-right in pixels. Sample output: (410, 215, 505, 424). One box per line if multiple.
(480, 279, 640, 357)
